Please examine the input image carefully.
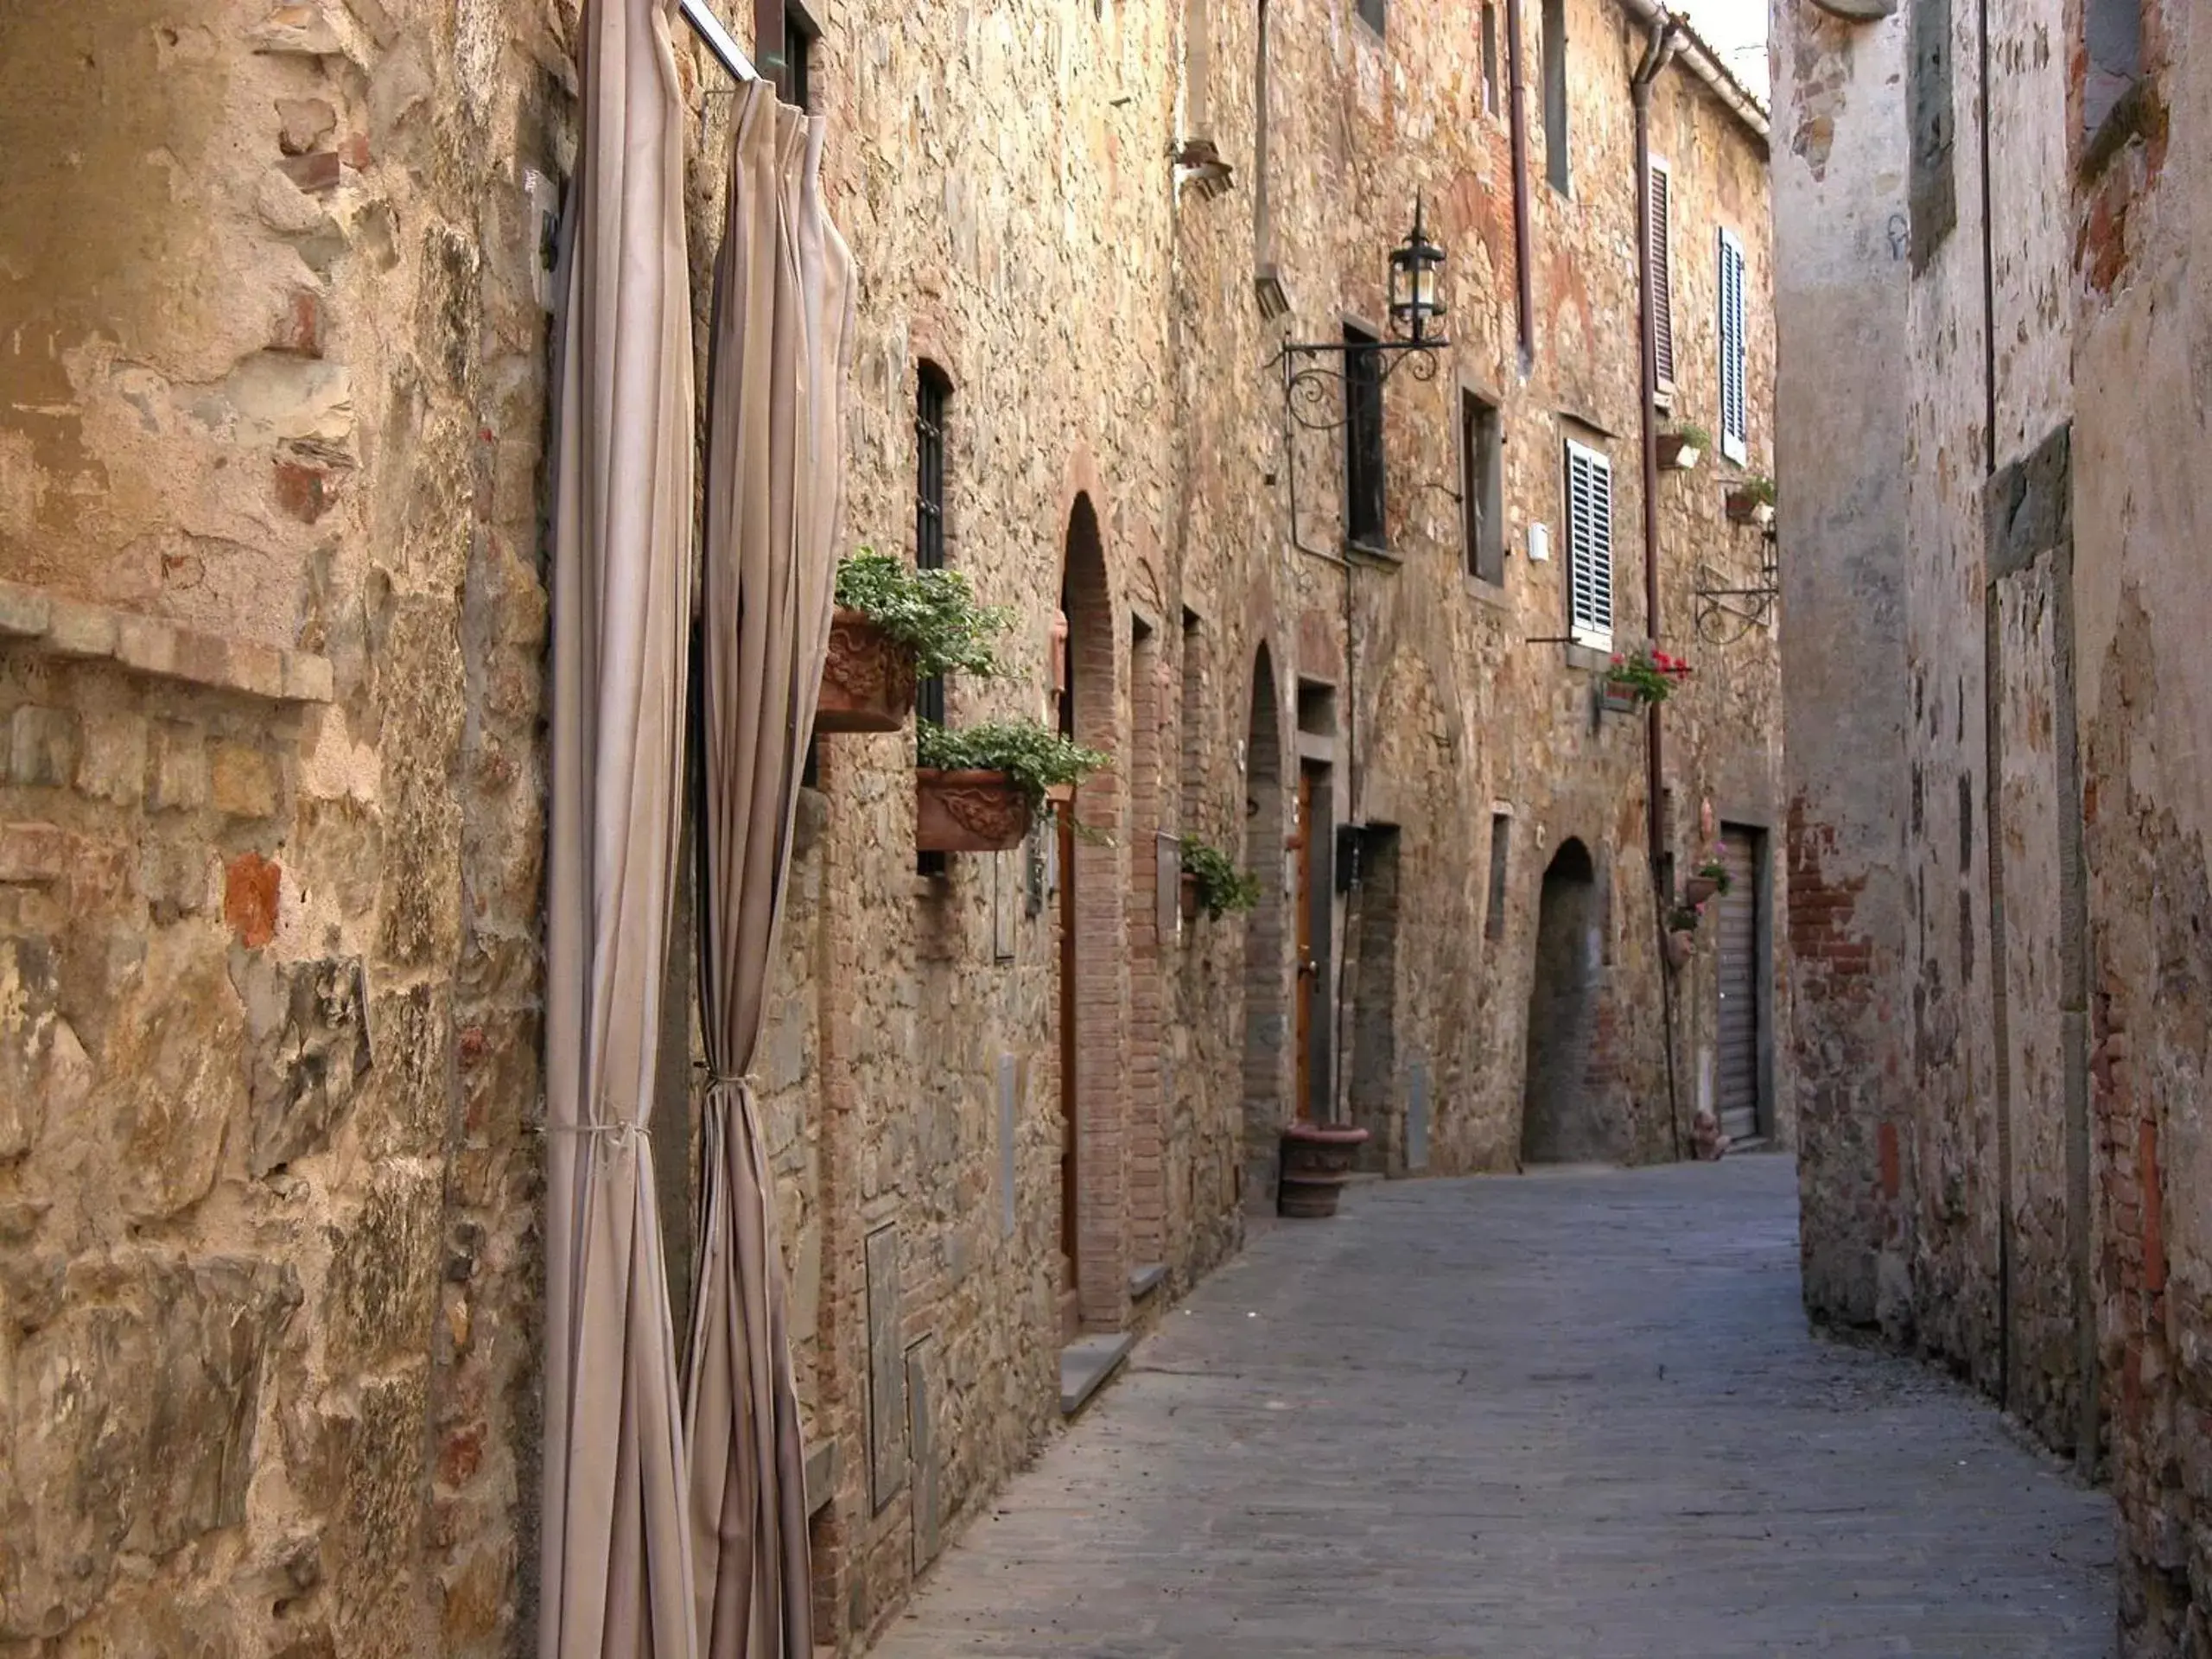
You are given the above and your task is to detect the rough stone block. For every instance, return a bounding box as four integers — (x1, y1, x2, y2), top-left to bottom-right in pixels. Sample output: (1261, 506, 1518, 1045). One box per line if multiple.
(325, 1165, 442, 1372)
(41, 598, 117, 660)
(234, 951, 371, 1175)
(1, 1255, 299, 1639)
(360, 982, 446, 1160)
(75, 712, 147, 805)
(210, 741, 280, 818)
(148, 723, 209, 812)
(7, 706, 82, 787)
(276, 97, 338, 156)
(143, 841, 213, 922)
(0, 934, 84, 1160)
(0, 582, 51, 639)
(0, 822, 70, 885)
(107, 932, 246, 1222)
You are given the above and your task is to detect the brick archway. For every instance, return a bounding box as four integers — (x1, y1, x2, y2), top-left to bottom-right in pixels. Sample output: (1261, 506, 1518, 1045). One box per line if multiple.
(1058, 493, 1128, 1333)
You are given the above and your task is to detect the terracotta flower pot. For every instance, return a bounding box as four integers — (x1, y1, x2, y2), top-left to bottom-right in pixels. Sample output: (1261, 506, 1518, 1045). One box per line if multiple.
(1603, 677, 1643, 713)
(914, 769, 1033, 853)
(1726, 492, 1776, 528)
(814, 608, 918, 734)
(1657, 434, 1703, 472)
(1683, 874, 1721, 906)
(1663, 929, 1694, 971)
(1278, 1122, 1370, 1218)
(1179, 871, 1202, 921)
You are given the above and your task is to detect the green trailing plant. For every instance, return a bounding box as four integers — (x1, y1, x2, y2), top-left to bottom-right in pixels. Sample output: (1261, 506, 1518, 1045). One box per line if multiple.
(1670, 422, 1713, 451)
(1605, 647, 1692, 705)
(1732, 474, 1777, 509)
(1694, 843, 1734, 897)
(1180, 837, 1261, 918)
(915, 719, 1109, 810)
(1665, 902, 1701, 934)
(834, 550, 1014, 679)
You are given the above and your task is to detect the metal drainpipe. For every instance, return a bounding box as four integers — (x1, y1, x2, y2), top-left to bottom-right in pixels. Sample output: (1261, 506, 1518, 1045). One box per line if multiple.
(1504, 0, 1535, 372)
(1632, 14, 1681, 1148)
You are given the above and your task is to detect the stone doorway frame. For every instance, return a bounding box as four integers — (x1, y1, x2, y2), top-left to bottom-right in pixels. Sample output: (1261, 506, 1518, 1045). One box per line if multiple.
(1057, 492, 1128, 1332)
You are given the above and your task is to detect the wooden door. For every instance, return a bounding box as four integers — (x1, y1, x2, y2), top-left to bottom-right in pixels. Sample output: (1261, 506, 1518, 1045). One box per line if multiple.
(1058, 803, 1080, 1337)
(1714, 826, 1763, 1142)
(1291, 769, 1314, 1122)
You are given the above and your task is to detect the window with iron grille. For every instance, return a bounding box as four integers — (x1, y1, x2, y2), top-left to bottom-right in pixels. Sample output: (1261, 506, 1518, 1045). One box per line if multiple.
(1460, 389, 1503, 584)
(1563, 437, 1613, 649)
(1649, 160, 1675, 402)
(1344, 325, 1386, 550)
(1541, 0, 1569, 193)
(1357, 0, 1385, 37)
(785, 3, 817, 111)
(1481, 3, 1500, 115)
(1717, 230, 1748, 463)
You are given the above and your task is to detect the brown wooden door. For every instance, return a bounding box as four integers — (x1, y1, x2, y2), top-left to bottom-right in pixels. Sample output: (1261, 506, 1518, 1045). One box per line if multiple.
(1291, 770, 1314, 1122)
(1058, 803, 1080, 1337)
(1714, 826, 1763, 1142)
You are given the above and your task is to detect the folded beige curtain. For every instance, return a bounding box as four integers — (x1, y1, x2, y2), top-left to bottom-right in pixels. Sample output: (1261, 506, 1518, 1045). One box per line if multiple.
(684, 81, 854, 1658)
(542, 0, 699, 1655)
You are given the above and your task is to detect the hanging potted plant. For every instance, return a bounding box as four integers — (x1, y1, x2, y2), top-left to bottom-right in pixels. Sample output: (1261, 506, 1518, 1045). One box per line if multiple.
(914, 719, 1109, 853)
(1662, 902, 1700, 971)
(1602, 646, 1692, 709)
(1726, 474, 1777, 528)
(817, 550, 1012, 734)
(1179, 837, 1261, 922)
(1657, 422, 1711, 473)
(1682, 845, 1732, 907)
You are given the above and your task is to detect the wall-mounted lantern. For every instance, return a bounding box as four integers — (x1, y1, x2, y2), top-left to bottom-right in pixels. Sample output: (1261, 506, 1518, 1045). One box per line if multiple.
(1386, 198, 1446, 345)
(1273, 196, 1452, 435)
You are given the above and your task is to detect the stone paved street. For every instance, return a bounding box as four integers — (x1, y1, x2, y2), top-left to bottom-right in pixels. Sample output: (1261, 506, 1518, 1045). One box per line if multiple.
(871, 1157, 2113, 1658)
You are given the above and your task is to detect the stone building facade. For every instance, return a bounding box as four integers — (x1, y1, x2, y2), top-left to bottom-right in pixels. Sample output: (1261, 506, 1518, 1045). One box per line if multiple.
(0, 1, 1777, 1654)
(1773, 0, 2209, 1650)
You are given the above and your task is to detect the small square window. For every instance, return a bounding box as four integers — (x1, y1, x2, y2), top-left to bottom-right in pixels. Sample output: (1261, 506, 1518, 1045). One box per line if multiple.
(1357, 0, 1386, 37)
(1460, 390, 1503, 585)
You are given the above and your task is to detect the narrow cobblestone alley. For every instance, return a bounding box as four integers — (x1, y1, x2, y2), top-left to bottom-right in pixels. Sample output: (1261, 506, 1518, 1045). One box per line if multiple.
(872, 1159, 2113, 1658)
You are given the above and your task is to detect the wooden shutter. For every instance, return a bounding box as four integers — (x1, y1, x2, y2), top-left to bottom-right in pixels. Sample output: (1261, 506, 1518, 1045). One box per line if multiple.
(1714, 828, 1762, 1141)
(1649, 162, 1675, 395)
(1719, 229, 1748, 461)
(1565, 439, 1613, 647)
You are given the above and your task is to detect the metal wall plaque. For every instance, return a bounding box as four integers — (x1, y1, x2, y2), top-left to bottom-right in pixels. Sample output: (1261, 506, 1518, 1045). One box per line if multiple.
(906, 1336, 940, 1568)
(998, 1053, 1018, 1237)
(1407, 1057, 1431, 1173)
(865, 1224, 908, 1511)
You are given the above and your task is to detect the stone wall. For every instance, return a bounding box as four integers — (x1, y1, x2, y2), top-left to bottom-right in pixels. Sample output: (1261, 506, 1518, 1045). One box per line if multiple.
(1775, 0, 2209, 1649)
(0, 0, 1782, 1654)
(0, 0, 564, 1653)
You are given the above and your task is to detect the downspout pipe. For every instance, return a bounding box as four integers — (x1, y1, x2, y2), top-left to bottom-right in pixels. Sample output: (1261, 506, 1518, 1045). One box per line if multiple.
(1504, 0, 1535, 372)
(1632, 13, 1683, 1148)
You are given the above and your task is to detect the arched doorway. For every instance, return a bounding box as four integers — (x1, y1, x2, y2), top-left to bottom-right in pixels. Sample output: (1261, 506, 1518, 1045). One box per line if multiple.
(1056, 494, 1123, 1335)
(1239, 645, 1288, 1211)
(1521, 838, 1606, 1163)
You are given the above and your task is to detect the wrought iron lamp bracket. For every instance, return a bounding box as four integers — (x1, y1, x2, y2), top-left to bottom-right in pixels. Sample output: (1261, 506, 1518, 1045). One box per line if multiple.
(1273, 335, 1448, 434)
(1691, 526, 1781, 643)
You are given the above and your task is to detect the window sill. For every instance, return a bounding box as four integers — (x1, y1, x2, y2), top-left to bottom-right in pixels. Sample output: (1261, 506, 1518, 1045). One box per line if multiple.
(1464, 573, 1512, 613)
(1345, 539, 1401, 570)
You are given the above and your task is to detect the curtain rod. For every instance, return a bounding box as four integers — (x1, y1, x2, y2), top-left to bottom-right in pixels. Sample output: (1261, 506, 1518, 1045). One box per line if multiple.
(677, 0, 758, 81)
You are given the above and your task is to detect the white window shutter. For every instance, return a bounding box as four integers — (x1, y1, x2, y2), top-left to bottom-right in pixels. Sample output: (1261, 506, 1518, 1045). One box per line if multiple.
(1565, 439, 1613, 649)
(1650, 162, 1675, 392)
(1719, 229, 1748, 463)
